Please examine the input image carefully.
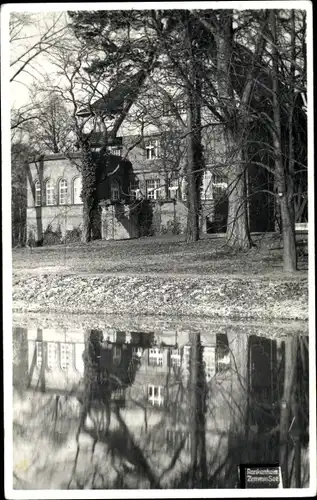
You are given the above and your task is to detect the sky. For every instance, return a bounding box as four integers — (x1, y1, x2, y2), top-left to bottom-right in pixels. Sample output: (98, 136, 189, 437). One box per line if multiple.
(10, 11, 69, 109)
(6, 1, 311, 111)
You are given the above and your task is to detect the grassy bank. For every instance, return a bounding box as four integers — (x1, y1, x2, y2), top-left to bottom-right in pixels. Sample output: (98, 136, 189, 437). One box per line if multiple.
(13, 233, 308, 276)
(12, 234, 308, 320)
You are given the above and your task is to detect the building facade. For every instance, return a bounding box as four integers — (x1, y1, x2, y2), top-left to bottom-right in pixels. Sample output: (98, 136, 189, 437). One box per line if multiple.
(24, 63, 307, 243)
(26, 133, 230, 243)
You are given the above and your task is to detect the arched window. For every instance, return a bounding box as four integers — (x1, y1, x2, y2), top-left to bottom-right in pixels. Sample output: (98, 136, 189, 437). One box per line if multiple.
(113, 346, 122, 367)
(59, 179, 68, 205)
(60, 343, 72, 371)
(45, 179, 55, 206)
(73, 176, 83, 204)
(111, 180, 120, 201)
(47, 342, 58, 370)
(36, 341, 43, 368)
(34, 180, 41, 206)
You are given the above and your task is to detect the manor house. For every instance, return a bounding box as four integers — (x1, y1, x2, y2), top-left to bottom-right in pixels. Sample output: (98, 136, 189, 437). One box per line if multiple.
(26, 128, 274, 242)
(26, 67, 306, 242)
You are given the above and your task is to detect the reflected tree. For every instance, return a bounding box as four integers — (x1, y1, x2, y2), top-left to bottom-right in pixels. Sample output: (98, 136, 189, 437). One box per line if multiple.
(20, 328, 306, 490)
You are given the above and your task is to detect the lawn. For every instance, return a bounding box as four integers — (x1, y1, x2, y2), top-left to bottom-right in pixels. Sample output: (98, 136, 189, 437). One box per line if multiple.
(13, 233, 308, 278)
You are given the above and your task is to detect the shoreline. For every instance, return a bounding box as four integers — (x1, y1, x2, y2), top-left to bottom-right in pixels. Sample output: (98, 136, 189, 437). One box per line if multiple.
(12, 271, 309, 322)
(12, 310, 309, 339)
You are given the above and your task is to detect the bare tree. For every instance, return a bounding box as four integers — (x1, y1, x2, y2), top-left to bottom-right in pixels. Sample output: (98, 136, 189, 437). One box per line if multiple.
(9, 12, 70, 131)
(11, 142, 29, 246)
(10, 12, 68, 83)
(30, 27, 158, 242)
(23, 89, 74, 154)
(270, 10, 297, 272)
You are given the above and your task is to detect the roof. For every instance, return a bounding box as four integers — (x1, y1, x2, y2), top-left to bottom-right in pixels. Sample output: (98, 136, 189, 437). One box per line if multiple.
(76, 70, 145, 118)
(27, 151, 132, 168)
(28, 152, 83, 163)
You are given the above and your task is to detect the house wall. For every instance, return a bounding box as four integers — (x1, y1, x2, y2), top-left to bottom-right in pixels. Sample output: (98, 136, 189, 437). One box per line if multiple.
(27, 340, 85, 392)
(100, 203, 139, 240)
(26, 150, 193, 241)
(27, 205, 84, 240)
(152, 200, 188, 234)
(25, 126, 274, 242)
(26, 328, 86, 392)
(26, 154, 84, 241)
(26, 154, 82, 208)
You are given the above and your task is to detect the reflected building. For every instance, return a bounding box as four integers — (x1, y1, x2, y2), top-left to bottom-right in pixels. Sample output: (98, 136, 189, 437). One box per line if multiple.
(15, 326, 231, 405)
(13, 326, 309, 461)
(12, 323, 309, 486)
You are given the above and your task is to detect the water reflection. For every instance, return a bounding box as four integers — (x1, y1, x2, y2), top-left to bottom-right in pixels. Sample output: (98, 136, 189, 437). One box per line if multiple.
(13, 322, 309, 490)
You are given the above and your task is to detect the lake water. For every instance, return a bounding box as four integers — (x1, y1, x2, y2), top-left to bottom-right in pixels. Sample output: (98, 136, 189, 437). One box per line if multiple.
(12, 313, 309, 490)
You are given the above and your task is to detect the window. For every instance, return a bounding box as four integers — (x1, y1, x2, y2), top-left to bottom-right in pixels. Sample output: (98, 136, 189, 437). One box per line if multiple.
(213, 174, 228, 186)
(163, 100, 187, 116)
(47, 342, 58, 369)
(170, 348, 181, 367)
(148, 348, 164, 367)
(111, 180, 120, 201)
(166, 430, 191, 451)
(146, 179, 161, 200)
(36, 341, 43, 368)
(113, 346, 122, 366)
(107, 145, 122, 156)
(112, 387, 125, 400)
(130, 180, 140, 200)
(182, 345, 191, 374)
(212, 174, 228, 198)
(145, 140, 160, 160)
(59, 179, 68, 205)
(216, 334, 231, 374)
(132, 347, 143, 358)
(148, 385, 164, 406)
(202, 171, 213, 200)
(34, 180, 41, 206)
(60, 343, 72, 371)
(45, 179, 55, 206)
(203, 346, 216, 381)
(73, 177, 83, 204)
(212, 174, 228, 194)
(168, 178, 179, 199)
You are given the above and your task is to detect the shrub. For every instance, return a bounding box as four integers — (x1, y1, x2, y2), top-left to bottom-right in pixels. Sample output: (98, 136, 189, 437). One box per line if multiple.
(136, 200, 154, 237)
(43, 224, 62, 246)
(169, 220, 181, 235)
(159, 220, 181, 235)
(63, 227, 82, 244)
(27, 230, 35, 247)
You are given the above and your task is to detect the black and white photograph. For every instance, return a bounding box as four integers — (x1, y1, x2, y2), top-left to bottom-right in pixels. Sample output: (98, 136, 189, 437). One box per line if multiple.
(2, 1, 315, 497)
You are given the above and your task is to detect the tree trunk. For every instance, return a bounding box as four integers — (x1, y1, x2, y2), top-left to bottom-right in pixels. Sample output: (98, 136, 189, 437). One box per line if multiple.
(225, 130, 252, 249)
(288, 9, 296, 226)
(214, 11, 270, 248)
(81, 142, 99, 243)
(186, 101, 201, 242)
(189, 333, 199, 487)
(270, 10, 297, 272)
(91, 205, 102, 240)
(186, 14, 203, 243)
(279, 336, 298, 487)
(82, 197, 93, 243)
(227, 332, 249, 434)
(215, 12, 252, 250)
(189, 333, 207, 488)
